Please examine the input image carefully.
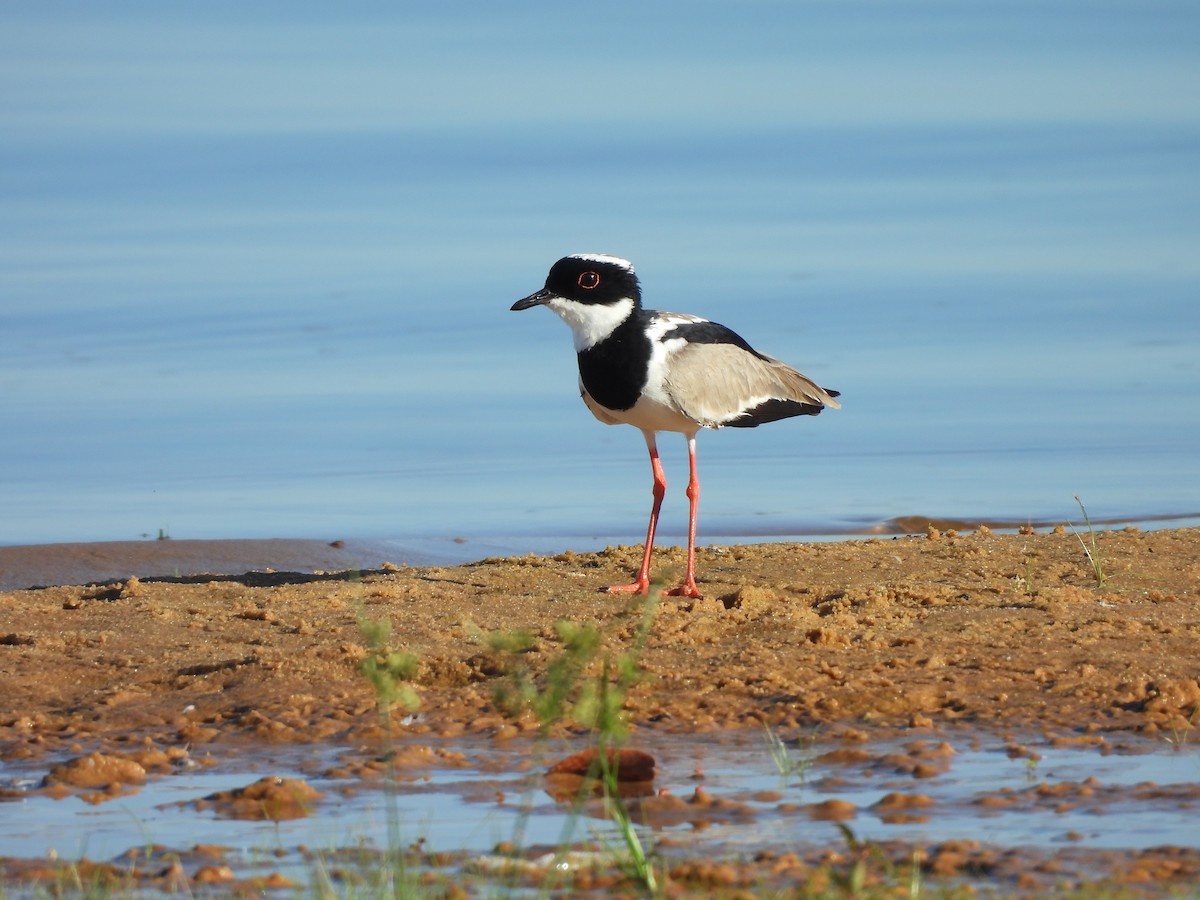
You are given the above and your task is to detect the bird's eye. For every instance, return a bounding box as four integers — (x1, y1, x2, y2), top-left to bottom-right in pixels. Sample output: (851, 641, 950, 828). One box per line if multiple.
(578, 271, 600, 289)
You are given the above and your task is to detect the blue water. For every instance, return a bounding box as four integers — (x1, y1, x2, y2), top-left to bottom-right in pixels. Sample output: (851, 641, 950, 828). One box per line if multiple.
(3, 2, 1198, 553)
(2, 733, 1198, 876)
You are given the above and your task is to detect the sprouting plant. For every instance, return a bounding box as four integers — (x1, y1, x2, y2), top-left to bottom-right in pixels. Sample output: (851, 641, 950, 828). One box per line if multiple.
(764, 723, 816, 786)
(586, 694, 658, 892)
(1066, 495, 1107, 588)
(1164, 704, 1200, 750)
(474, 594, 661, 892)
(355, 611, 422, 895)
(907, 847, 923, 900)
(357, 614, 420, 721)
(1024, 755, 1041, 785)
(824, 823, 927, 899)
(1014, 545, 1037, 596)
(475, 619, 599, 734)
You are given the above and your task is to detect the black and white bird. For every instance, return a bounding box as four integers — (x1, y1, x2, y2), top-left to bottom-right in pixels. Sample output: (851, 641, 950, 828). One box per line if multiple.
(511, 254, 839, 599)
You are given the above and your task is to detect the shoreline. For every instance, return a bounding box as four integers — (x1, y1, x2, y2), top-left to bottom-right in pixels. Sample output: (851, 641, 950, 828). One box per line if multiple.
(2, 510, 1198, 592)
(0, 537, 412, 592)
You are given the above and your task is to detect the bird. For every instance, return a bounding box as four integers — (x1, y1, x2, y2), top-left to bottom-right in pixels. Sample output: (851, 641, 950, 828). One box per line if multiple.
(510, 253, 839, 599)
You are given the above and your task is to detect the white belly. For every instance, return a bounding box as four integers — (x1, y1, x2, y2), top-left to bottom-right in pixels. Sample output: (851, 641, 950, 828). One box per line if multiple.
(583, 387, 700, 435)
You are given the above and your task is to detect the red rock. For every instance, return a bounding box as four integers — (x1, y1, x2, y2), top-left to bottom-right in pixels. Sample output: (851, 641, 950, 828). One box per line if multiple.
(546, 747, 656, 782)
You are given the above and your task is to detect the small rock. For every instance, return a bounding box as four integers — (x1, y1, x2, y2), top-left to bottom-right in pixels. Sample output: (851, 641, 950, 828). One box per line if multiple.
(43, 752, 146, 789)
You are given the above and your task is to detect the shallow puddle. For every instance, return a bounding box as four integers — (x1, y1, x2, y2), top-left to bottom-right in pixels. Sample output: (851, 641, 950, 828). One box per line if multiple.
(2, 728, 1198, 894)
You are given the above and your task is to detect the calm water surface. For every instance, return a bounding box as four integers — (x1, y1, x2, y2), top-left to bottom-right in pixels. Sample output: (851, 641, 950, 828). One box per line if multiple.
(2, 732, 1198, 887)
(2, 2, 1198, 555)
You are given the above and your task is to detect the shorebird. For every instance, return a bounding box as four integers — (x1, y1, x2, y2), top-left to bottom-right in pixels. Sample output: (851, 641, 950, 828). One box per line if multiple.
(511, 254, 839, 598)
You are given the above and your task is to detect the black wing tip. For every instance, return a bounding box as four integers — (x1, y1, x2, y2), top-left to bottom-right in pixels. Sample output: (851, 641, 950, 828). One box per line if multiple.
(726, 398, 829, 428)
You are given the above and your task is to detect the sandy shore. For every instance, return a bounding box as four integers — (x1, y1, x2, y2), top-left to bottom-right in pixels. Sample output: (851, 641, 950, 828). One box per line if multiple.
(2, 526, 1200, 894)
(2, 526, 1198, 757)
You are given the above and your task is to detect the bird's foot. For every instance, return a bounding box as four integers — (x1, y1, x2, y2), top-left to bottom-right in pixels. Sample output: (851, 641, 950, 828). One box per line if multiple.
(605, 580, 650, 595)
(664, 581, 703, 599)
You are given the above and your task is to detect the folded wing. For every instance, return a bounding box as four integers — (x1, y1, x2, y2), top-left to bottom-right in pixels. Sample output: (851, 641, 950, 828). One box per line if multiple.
(663, 338, 840, 429)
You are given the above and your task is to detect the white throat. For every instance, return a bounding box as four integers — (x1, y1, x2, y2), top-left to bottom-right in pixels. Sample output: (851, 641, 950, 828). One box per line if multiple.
(546, 296, 635, 351)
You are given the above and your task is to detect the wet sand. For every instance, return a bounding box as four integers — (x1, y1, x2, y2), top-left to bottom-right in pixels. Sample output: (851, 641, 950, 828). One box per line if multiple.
(2, 525, 1199, 894)
(0, 537, 421, 593)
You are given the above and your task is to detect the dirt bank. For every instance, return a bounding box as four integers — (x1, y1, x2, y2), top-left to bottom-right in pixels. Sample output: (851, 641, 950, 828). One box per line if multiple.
(2, 526, 1198, 762)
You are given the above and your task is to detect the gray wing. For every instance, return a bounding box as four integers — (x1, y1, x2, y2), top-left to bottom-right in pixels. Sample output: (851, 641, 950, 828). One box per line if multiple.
(663, 341, 840, 429)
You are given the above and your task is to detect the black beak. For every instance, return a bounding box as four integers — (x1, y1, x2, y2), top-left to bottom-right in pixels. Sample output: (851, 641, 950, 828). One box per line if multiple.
(511, 288, 554, 311)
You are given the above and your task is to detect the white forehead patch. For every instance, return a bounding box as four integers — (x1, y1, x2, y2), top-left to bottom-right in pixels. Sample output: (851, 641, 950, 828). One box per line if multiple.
(568, 253, 635, 273)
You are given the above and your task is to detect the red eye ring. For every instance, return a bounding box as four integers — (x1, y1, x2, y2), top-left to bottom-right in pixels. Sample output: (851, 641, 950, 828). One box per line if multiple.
(578, 271, 600, 289)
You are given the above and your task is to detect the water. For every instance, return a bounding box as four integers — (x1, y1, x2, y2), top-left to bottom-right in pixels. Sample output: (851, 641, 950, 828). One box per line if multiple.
(2, 732, 1198, 887)
(3, 2, 1198, 554)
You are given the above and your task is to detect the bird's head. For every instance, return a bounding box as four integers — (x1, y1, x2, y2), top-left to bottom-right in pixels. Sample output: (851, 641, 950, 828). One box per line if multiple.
(511, 254, 642, 350)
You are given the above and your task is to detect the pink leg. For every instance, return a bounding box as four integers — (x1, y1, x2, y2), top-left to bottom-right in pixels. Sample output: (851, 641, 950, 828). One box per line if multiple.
(607, 432, 665, 595)
(665, 435, 702, 598)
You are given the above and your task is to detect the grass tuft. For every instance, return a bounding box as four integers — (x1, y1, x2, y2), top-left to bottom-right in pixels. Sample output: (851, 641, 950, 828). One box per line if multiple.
(1066, 495, 1107, 588)
(1164, 704, 1200, 750)
(764, 723, 817, 786)
(354, 610, 424, 896)
(476, 594, 661, 893)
